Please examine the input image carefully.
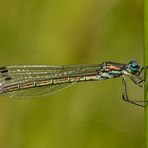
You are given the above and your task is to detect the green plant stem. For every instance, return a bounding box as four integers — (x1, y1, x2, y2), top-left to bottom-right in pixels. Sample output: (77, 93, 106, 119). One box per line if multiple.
(144, 0, 148, 147)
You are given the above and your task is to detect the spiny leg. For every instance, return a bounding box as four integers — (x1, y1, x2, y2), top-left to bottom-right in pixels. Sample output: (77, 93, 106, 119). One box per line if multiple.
(138, 66, 148, 94)
(137, 66, 148, 76)
(128, 66, 148, 88)
(121, 76, 147, 107)
(137, 66, 148, 84)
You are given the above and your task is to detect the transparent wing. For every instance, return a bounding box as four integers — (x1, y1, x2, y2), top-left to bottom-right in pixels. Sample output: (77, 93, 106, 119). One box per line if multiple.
(2, 64, 99, 83)
(0, 64, 100, 98)
(4, 82, 76, 98)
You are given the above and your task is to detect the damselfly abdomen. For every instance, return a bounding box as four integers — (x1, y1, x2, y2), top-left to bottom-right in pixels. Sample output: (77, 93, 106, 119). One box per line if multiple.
(0, 60, 147, 107)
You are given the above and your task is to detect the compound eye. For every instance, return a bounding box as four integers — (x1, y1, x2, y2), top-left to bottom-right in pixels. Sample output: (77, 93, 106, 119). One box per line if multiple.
(128, 60, 140, 73)
(131, 62, 138, 68)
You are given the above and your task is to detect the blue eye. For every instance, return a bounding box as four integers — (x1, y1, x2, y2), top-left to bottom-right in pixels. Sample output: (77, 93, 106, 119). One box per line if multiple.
(128, 60, 140, 73)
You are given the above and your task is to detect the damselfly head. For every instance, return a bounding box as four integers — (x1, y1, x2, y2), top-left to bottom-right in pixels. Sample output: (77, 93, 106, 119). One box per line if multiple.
(128, 60, 140, 74)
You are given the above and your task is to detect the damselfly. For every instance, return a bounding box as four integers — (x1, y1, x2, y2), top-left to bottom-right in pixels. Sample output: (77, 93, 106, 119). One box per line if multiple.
(0, 60, 147, 107)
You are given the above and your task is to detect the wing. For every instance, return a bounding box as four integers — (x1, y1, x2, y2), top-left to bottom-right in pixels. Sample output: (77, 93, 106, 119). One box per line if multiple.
(0, 64, 99, 98)
(4, 82, 76, 98)
(0, 65, 79, 98)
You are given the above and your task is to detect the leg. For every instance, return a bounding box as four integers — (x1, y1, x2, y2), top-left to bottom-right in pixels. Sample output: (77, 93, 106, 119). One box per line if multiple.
(139, 66, 148, 86)
(128, 66, 148, 87)
(121, 76, 148, 107)
(137, 66, 148, 76)
(135, 66, 148, 85)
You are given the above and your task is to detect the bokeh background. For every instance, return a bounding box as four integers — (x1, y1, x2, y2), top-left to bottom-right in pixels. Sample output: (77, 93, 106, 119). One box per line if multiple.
(0, 0, 144, 148)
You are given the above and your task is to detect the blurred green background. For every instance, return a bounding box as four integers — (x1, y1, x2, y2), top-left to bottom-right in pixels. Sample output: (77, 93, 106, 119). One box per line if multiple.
(0, 0, 144, 148)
